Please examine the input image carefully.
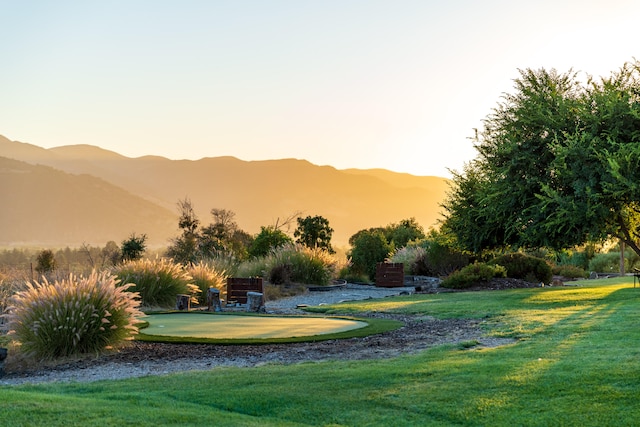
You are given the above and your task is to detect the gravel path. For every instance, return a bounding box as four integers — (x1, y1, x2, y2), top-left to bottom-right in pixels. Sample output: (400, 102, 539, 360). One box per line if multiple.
(265, 283, 417, 313)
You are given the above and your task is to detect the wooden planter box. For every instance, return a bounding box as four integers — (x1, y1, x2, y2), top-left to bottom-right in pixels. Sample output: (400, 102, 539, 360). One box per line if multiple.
(375, 263, 405, 288)
(226, 277, 264, 305)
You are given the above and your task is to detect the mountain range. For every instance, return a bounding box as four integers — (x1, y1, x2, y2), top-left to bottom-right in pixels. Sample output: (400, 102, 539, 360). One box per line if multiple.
(0, 134, 451, 249)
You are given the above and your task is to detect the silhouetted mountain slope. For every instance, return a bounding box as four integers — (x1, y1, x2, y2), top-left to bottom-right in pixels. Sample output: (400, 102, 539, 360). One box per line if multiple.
(0, 156, 176, 247)
(1, 135, 450, 248)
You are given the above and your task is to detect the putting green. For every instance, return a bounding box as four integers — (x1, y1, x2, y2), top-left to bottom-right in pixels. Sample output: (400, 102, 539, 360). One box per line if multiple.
(141, 313, 368, 339)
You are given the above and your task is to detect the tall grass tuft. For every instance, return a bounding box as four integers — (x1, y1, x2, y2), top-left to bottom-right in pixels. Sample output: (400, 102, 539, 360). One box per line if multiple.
(113, 258, 199, 308)
(186, 261, 227, 304)
(237, 244, 338, 286)
(389, 245, 427, 274)
(3, 271, 142, 359)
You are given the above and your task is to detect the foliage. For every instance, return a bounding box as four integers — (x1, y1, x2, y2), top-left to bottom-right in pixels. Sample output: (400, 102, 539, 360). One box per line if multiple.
(389, 245, 426, 274)
(410, 228, 472, 277)
(113, 258, 199, 308)
(237, 243, 337, 286)
(100, 241, 122, 267)
(588, 251, 625, 273)
(35, 249, 56, 275)
(166, 199, 253, 263)
(294, 215, 334, 253)
(385, 218, 425, 248)
(348, 229, 393, 280)
(443, 61, 640, 257)
(199, 208, 251, 260)
(488, 253, 553, 284)
(248, 226, 293, 258)
(4, 271, 142, 359)
(552, 264, 587, 279)
(120, 233, 147, 262)
(440, 262, 507, 289)
(185, 261, 227, 304)
(552, 247, 592, 270)
(0, 274, 24, 328)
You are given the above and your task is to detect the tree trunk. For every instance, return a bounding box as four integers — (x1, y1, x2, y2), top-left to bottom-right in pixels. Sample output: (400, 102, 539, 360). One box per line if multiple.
(620, 239, 626, 275)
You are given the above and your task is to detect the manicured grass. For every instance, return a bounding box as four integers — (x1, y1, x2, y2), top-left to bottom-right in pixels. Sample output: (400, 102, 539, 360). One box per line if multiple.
(1, 277, 639, 426)
(136, 312, 401, 344)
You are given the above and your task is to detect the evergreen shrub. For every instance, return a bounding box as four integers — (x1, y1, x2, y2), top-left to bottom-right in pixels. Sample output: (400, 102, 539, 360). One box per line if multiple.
(552, 264, 588, 279)
(440, 262, 507, 289)
(488, 253, 552, 284)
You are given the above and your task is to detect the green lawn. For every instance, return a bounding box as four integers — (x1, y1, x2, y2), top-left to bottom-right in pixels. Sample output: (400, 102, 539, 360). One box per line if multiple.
(1, 277, 639, 426)
(141, 313, 368, 339)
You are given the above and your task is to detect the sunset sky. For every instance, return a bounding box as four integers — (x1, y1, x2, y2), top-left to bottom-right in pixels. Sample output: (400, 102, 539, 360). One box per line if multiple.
(1, 0, 638, 178)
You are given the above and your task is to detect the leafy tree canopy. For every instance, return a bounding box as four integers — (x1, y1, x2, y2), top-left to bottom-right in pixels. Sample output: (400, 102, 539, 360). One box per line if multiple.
(167, 199, 252, 263)
(294, 215, 334, 253)
(443, 61, 640, 256)
(249, 226, 293, 258)
(121, 233, 147, 262)
(348, 229, 393, 280)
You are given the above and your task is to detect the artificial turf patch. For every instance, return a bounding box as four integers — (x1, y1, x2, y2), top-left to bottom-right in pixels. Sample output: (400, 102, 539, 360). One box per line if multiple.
(136, 312, 402, 344)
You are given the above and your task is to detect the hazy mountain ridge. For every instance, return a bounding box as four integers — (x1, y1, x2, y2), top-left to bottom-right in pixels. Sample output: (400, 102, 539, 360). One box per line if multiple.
(0, 135, 450, 248)
(0, 156, 177, 247)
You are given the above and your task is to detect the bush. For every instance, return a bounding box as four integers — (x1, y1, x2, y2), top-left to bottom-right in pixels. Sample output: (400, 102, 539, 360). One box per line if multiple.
(414, 239, 470, 277)
(389, 246, 426, 275)
(440, 262, 507, 289)
(236, 244, 337, 286)
(113, 258, 199, 308)
(185, 261, 227, 305)
(552, 264, 588, 279)
(35, 249, 56, 275)
(4, 271, 142, 359)
(587, 250, 640, 274)
(349, 230, 393, 280)
(488, 253, 552, 284)
(249, 226, 292, 258)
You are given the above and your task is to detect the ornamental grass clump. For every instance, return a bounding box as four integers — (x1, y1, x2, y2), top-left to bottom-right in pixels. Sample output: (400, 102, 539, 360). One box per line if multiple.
(263, 244, 337, 286)
(186, 261, 227, 305)
(113, 257, 199, 308)
(236, 243, 337, 286)
(4, 271, 142, 360)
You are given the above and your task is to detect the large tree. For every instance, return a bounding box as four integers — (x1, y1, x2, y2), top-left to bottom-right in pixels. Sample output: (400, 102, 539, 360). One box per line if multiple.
(294, 215, 334, 253)
(443, 61, 640, 256)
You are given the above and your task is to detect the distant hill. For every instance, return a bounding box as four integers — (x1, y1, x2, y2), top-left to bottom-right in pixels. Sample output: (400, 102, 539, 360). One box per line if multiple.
(0, 135, 451, 248)
(0, 156, 177, 247)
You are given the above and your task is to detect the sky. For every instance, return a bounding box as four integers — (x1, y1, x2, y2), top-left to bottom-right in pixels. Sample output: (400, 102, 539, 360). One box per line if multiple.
(1, 0, 639, 178)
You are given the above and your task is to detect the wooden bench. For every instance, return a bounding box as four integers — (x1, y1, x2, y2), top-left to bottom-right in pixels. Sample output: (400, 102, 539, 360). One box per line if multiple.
(226, 277, 264, 306)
